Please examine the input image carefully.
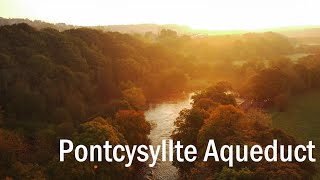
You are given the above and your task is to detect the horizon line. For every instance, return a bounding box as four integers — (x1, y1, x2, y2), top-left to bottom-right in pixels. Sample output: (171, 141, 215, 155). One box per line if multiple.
(2, 16, 320, 32)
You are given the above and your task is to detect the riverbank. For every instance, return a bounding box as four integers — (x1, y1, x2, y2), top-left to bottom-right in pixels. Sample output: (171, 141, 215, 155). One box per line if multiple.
(143, 93, 194, 180)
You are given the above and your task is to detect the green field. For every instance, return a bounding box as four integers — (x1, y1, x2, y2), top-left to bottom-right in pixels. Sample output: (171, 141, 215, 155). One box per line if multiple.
(272, 90, 320, 143)
(271, 90, 320, 177)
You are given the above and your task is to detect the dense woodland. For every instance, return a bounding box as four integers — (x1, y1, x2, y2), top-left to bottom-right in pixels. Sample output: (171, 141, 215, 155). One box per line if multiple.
(0, 23, 320, 179)
(172, 83, 317, 179)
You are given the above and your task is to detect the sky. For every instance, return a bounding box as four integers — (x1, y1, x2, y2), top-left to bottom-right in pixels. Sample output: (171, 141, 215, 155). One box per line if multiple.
(0, 0, 319, 30)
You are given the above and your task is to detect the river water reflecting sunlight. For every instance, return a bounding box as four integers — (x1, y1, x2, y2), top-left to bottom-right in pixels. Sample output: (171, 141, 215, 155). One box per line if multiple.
(144, 93, 193, 180)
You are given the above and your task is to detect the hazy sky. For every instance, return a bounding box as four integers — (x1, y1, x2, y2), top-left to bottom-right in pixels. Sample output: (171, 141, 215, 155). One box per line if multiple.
(0, 0, 319, 30)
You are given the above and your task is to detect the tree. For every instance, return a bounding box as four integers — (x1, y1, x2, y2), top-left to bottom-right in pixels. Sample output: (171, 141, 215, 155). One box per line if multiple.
(240, 108, 271, 131)
(197, 105, 244, 149)
(56, 121, 75, 139)
(159, 29, 178, 40)
(47, 117, 132, 179)
(113, 58, 143, 83)
(0, 129, 34, 178)
(241, 68, 289, 106)
(173, 108, 206, 145)
(0, 106, 3, 126)
(122, 87, 146, 110)
(172, 108, 206, 172)
(78, 117, 126, 145)
(172, 83, 238, 174)
(193, 82, 237, 106)
(33, 128, 56, 164)
(215, 167, 254, 180)
(115, 110, 150, 145)
(10, 160, 46, 179)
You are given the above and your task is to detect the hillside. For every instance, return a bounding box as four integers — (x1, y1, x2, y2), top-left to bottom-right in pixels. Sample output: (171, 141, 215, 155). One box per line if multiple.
(4, 17, 320, 38)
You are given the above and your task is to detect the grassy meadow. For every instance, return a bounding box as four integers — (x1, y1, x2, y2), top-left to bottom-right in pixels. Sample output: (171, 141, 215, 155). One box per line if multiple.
(271, 90, 320, 176)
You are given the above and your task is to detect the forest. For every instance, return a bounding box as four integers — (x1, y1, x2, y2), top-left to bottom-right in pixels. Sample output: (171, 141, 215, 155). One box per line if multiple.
(0, 23, 320, 179)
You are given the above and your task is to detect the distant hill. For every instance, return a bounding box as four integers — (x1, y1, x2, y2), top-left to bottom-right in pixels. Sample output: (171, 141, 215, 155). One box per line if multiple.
(0, 17, 246, 35)
(0, 17, 77, 31)
(95, 24, 192, 34)
(261, 26, 320, 38)
(1, 17, 320, 38)
(95, 24, 247, 36)
(266, 26, 320, 44)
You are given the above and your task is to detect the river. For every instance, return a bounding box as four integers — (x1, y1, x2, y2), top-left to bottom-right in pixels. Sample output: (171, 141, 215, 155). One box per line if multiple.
(144, 93, 194, 180)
